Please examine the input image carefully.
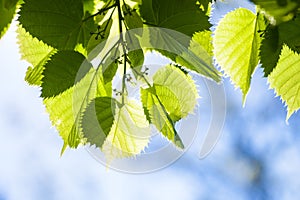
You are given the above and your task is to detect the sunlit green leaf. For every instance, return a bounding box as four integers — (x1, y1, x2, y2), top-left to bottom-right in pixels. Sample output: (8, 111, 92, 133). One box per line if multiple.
(213, 8, 264, 103)
(44, 68, 109, 151)
(102, 99, 150, 159)
(152, 65, 198, 121)
(141, 65, 198, 148)
(268, 45, 300, 120)
(192, 30, 213, 56)
(17, 26, 57, 86)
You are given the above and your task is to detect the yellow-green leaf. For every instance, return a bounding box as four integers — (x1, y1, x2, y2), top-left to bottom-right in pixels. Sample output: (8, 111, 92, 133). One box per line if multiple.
(213, 8, 262, 103)
(268, 45, 300, 121)
(17, 26, 57, 86)
(102, 100, 150, 159)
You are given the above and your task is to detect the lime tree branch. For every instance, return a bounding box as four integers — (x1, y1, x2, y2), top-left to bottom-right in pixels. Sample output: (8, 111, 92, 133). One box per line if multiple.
(82, 2, 117, 22)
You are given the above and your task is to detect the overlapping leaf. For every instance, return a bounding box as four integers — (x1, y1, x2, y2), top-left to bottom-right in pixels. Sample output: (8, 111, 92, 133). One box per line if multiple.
(213, 8, 264, 102)
(269, 45, 300, 120)
(140, 27, 220, 81)
(87, 18, 113, 59)
(122, 3, 143, 30)
(139, 0, 210, 36)
(82, 97, 117, 147)
(17, 27, 57, 86)
(260, 16, 300, 76)
(138, 0, 220, 81)
(260, 25, 282, 76)
(44, 68, 110, 152)
(141, 65, 198, 148)
(41, 51, 92, 98)
(191, 30, 213, 56)
(102, 100, 151, 159)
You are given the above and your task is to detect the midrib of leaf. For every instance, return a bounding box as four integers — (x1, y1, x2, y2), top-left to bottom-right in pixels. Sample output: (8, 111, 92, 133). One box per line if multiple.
(246, 13, 261, 100)
(213, 8, 262, 103)
(62, 21, 85, 50)
(67, 41, 119, 148)
(109, 105, 122, 155)
(25, 48, 57, 85)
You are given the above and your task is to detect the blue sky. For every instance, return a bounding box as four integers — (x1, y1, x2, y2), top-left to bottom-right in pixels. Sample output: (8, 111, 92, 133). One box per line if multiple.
(1, 0, 300, 199)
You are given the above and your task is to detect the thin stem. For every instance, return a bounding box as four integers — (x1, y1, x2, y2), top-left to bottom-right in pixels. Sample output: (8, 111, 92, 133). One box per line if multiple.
(131, 67, 152, 88)
(143, 21, 157, 26)
(82, 3, 117, 22)
(116, 0, 128, 105)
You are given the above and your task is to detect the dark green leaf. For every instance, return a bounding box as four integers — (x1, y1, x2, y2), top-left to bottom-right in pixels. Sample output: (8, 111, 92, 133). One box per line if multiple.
(87, 18, 113, 60)
(82, 97, 117, 147)
(278, 16, 300, 53)
(128, 49, 144, 78)
(143, 28, 220, 81)
(19, 0, 97, 50)
(139, 0, 211, 36)
(260, 25, 282, 76)
(123, 4, 143, 30)
(0, 0, 18, 38)
(41, 50, 92, 98)
(251, 0, 300, 24)
(102, 49, 120, 83)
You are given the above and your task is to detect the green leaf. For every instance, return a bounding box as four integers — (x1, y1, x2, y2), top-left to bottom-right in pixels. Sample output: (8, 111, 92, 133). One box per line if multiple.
(141, 27, 220, 81)
(141, 87, 184, 148)
(0, 0, 18, 38)
(102, 49, 120, 84)
(139, 0, 211, 36)
(82, 97, 117, 147)
(260, 17, 300, 76)
(84, 0, 96, 14)
(152, 65, 198, 121)
(192, 30, 213, 56)
(87, 18, 113, 60)
(122, 3, 143, 30)
(268, 45, 300, 120)
(128, 49, 144, 79)
(41, 50, 92, 98)
(17, 26, 57, 86)
(213, 8, 263, 103)
(251, 0, 300, 24)
(138, 0, 218, 81)
(19, 0, 97, 50)
(278, 17, 300, 53)
(102, 99, 150, 159)
(141, 65, 198, 148)
(44, 68, 109, 150)
(198, 0, 211, 13)
(260, 25, 282, 76)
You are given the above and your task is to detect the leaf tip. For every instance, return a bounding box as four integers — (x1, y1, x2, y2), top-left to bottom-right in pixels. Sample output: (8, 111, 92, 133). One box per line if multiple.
(60, 142, 68, 156)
